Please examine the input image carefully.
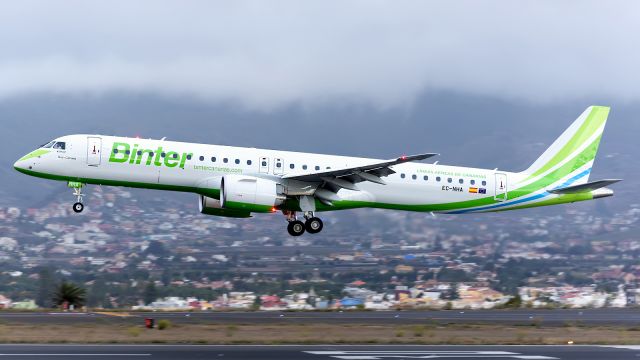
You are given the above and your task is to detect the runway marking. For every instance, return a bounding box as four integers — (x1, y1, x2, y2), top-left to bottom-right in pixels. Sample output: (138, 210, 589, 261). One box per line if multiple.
(304, 351, 558, 359)
(93, 312, 132, 317)
(600, 345, 640, 350)
(0, 354, 151, 356)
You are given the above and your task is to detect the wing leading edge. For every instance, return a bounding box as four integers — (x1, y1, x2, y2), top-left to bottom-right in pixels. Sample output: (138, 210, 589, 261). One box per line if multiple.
(282, 153, 438, 204)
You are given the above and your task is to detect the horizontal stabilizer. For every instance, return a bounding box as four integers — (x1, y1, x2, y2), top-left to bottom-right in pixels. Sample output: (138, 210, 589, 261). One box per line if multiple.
(548, 179, 622, 194)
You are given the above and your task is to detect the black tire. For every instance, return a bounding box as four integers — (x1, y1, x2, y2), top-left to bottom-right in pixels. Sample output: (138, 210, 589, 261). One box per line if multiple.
(287, 220, 305, 236)
(305, 217, 323, 234)
(72, 202, 84, 213)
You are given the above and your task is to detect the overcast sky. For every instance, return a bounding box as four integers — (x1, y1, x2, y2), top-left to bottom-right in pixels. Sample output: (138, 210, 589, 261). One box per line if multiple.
(0, 1, 638, 110)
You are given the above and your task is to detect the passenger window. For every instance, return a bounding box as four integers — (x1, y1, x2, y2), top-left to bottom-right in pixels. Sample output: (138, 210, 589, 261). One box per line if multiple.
(199, 156, 204, 161)
(223, 158, 228, 163)
(172, 153, 178, 159)
(459, 179, 463, 184)
(125, 150, 130, 155)
(138, 150, 143, 156)
(315, 166, 320, 170)
(412, 174, 417, 180)
(447, 178, 452, 183)
(261, 161, 267, 166)
(436, 176, 441, 182)
(113, 149, 119, 154)
(290, 164, 295, 169)
(52, 142, 66, 150)
(401, 173, 406, 179)
(247, 160, 252, 165)
(235, 159, 240, 164)
(303, 165, 308, 170)
(470, 180, 475, 185)
(186, 154, 192, 160)
(211, 157, 216, 162)
(161, 152, 166, 158)
(277, 163, 282, 168)
(482, 180, 487, 186)
(423, 176, 428, 181)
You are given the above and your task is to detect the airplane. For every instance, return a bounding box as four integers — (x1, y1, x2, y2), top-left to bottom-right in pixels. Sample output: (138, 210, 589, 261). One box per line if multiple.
(13, 106, 620, 236)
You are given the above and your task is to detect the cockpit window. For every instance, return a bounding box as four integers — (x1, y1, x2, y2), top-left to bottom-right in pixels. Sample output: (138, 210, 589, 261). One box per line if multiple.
(52, 142, 66, 150)
(41, 141, 55, 148)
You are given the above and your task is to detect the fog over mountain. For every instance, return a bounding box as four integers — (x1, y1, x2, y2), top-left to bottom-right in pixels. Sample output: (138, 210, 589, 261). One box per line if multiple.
(0, 1, 636, 214)
(0, 92, 636, 211)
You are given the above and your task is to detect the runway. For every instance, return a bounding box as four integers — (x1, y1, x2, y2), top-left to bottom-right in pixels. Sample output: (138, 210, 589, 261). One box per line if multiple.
(0, 345, 638, 359)
(1, 308, 639, 325)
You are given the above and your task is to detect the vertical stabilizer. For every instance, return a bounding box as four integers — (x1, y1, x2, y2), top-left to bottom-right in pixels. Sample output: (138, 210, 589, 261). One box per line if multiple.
(521, 106, 610, 185)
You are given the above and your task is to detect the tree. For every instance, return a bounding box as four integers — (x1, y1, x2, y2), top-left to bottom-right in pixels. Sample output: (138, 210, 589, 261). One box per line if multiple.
(86, 278, 108, 308)
(502, 294, 522, 308)
(143, 281, 158, 305)
(440, 283, 460, 300)
(36, 267, 57, 308)
(145, 240, 168, 257)
(53, 282, 86, 309)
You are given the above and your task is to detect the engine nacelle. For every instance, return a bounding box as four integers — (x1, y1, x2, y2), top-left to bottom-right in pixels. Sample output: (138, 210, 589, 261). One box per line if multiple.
(220, 175, 285, 213)
(199, 195, 251, 218)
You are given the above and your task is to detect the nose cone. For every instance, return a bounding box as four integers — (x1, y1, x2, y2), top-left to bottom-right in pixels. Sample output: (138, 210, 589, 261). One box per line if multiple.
(13, 159, 28, 173)
(14, 149, 49, 174)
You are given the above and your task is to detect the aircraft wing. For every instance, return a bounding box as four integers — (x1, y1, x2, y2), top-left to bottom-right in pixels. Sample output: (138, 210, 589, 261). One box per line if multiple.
(282, 153, 438, 200)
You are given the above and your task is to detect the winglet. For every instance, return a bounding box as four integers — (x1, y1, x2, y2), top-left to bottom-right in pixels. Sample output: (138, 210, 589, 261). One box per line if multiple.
(395, 153, 438, 163)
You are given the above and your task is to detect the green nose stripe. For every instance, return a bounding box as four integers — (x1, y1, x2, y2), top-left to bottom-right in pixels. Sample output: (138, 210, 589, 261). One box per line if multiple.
(19, 149, 50, 161)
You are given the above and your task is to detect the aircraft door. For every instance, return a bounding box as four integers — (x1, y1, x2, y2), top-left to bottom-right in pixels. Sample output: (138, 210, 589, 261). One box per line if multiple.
(87, 136, 102, 166)
(273, 158, 284, 175)
(494, 173, 507, 201)
(259, 156, 269, 173)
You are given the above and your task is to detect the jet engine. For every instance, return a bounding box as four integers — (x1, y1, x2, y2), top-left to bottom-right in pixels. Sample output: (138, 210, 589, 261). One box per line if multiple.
(220, 175, 285, 212)
(199, 195, 251, 218)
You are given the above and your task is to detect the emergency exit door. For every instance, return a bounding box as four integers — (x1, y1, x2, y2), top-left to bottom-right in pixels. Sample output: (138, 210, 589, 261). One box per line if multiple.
(87, 137, 102, 166)
(494, 173, 508, 201)
(273, 158, 284, 175)
(259, 156, 269, 173)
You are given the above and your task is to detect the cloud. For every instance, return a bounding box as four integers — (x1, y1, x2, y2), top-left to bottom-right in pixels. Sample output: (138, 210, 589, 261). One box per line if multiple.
(0, 1, 638, 109)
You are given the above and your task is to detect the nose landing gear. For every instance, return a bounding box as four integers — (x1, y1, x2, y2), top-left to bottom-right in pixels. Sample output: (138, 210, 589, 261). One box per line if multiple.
(72, 202, 84, 213)
(69, 181, 85, 213)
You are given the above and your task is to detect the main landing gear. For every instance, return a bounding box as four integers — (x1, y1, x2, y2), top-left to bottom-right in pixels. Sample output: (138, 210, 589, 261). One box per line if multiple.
(69, 182, 85, 213)
(284, 211, 323, 236)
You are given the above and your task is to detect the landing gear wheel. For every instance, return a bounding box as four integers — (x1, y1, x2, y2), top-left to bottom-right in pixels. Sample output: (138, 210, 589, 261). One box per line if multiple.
(72, 202, 84, 213)
(287, 220, 306, 236)
(305, 217, 323, 234)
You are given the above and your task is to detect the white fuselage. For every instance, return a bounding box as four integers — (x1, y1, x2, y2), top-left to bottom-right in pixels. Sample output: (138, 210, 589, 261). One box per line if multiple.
(15, 134, 516, 212)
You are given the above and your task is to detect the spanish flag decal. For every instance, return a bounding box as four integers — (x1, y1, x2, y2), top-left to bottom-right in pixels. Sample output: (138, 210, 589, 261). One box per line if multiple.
(469, 187, 478, 193)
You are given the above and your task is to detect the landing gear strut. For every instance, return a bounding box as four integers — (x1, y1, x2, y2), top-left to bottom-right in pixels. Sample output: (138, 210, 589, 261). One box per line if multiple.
(283, 210, 323, 236)
(69, 182, 85, 213)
